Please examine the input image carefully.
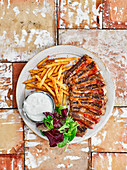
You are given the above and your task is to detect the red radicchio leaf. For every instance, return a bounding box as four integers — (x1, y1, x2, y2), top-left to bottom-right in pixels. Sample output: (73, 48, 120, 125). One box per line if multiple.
(43, 129, 64, 147)
(61, 108, 68, 118)
(53, 118, 62, 129)
(43, 112, 53, 118)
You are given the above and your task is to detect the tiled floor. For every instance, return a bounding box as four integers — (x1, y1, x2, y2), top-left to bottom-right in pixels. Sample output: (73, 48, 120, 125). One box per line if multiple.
(0, 0, 127, 169)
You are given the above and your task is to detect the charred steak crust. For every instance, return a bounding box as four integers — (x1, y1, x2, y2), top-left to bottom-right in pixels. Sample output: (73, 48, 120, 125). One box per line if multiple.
(64, 55, 108, 137)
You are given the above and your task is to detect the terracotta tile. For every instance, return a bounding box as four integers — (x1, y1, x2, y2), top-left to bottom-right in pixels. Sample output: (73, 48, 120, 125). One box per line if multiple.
(0, 109, 24, 154)
(103, 0, 127, 28)
(59, 29, 127, 106)
(25, 126, 89, 169)
(91, 107, 127, 152)
(0, 63, 12, 108)
(0, 0, 56, 62)
(0, 154, 24, 170)
(58, 0, 102, 29)
(92, 153, 127, 170)
(13, 63, 26, 108)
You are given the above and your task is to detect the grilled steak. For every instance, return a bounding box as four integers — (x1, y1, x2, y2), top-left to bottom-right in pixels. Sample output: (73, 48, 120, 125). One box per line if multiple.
(64, 55, 108, 137)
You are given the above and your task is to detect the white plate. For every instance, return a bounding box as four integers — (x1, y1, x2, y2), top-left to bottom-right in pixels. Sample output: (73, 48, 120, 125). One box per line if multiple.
(16, 45, 115, 143)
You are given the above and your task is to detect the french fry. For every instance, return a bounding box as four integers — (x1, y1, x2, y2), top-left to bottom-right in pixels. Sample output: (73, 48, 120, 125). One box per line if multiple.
(26, 85, 34, 89)
(32, 75, 41, 82)
(54, 65, 60, 74)
(54, 57, 77, 62)
(38, 67, 45, 73)
(37, 55, 49, 68)
(59, 76, 63, 104)
(62, 65, 72, 72)
(47, 82, 53, 87)
(62, 89, 69, 96)
(29, 67, 45, 74)
(56, 80, 67, 90)
(38, 68, 51, 88)
(63, 93, 67, 106)
(51, 72, 59, 77)
(58, 65, 63, 80)
(48, 66, 56, 78)
(40, 69, 47, 78)
(45, 61, 69, 68)
(43, 83, 55, 97)
(29, 69, 40, 74)
(26, 83, 37, 88)
(53, 96, 59, 106)
(23, 78, 36, 84)
(51, 78, 60, 103)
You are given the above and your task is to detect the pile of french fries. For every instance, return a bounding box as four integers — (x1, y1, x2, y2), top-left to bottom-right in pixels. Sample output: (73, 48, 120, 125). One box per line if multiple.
(23, 56, 77, 106)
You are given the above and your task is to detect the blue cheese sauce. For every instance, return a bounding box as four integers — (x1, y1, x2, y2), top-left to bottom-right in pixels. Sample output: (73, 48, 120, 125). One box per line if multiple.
(23, 92, 54, 122)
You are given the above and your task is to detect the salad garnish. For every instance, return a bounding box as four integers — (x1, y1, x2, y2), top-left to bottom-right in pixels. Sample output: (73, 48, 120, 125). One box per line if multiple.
(36, 105, 79, 147)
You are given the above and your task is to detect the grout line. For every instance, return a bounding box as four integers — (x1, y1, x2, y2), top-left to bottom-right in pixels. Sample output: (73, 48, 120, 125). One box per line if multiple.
(92, 152, 127, 153)
(91, 152, 92, 170)
(12, 63, 14, 109)
(0, 153, 24, 155)
(114, 105, 127, 107)
(23, 122, 26, 170)
(56, 0, 59, 45)
(0, 108, 18, 110)
(102, 0, 104, 29)
(57, 28, 127, 30)
(88, 138, 92, 170)
(0, 61, 27, 64)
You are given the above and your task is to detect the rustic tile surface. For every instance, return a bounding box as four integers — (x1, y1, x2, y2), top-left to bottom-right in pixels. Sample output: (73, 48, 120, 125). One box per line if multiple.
(0, 63, 12, 108)
(0, 109, 24, 154)
(58, 0, 103, 29)
(0, 154, 24, 170)
(13, 63, 26, 108)
(59, 29, 127, 106)
(25, 126, 89, 169)
(92, 153, 127, 170)
(0, 0, 127, 169)
(91, 107, 127, 152)
(103, 0, 127, 28)
(0, 0, 56, 62)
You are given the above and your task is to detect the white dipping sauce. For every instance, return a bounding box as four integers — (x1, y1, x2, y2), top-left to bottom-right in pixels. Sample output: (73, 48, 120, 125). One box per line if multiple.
(23, 92, 54, 121)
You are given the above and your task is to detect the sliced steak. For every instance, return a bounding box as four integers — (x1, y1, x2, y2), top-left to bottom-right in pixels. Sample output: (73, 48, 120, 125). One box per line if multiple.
(70, 94, 108, 102)
(70, 62, 99, 83)
(65, 54, 108, 135)
(71, 86, 106, 94)
(70, 112, 95, 129)
(70, 110, 101, 124)
(65, 55, 93, 84)
(75, 73, 104, 85)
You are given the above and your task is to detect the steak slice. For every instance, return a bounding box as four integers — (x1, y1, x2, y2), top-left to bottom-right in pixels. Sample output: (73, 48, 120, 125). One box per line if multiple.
(70, 101, 106, 115)
(70, 109, 101, 124)
(72, 83, 105, 93)
(70, 94, 108, 102)
(75, 120, 87, 137)
(75, 73, 104, 85)
(70, 62, 99, 84)
(70, 112, 95, 129)
(71, 86, 106, 94)
(65, 55, 93, 84)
